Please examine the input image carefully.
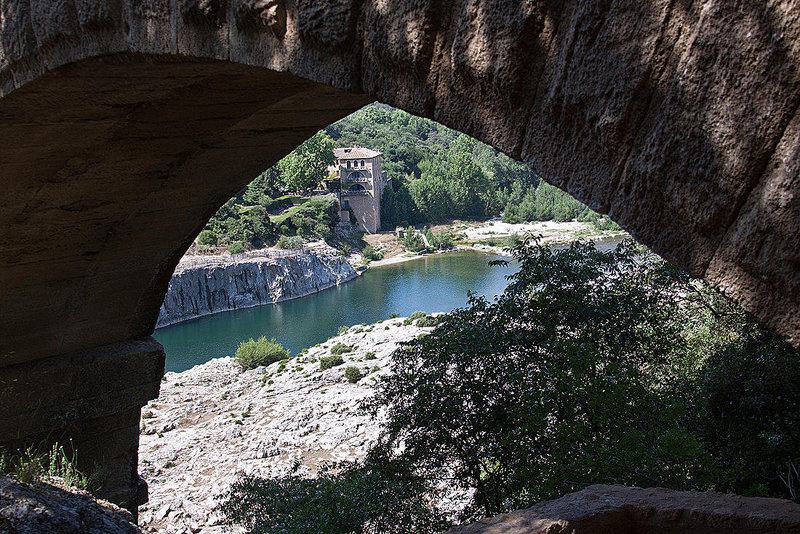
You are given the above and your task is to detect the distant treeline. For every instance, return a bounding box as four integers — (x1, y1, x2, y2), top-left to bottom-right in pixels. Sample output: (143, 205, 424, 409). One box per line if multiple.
(199, 103, 618, 253)
(326, 103, 619, 230)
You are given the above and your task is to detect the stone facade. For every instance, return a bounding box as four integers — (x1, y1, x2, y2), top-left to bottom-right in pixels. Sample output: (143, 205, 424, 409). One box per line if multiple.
(334, 147, 387, 233)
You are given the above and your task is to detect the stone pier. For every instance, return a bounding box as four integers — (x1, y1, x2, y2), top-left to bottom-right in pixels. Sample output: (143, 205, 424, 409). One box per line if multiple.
(0, 338, 164, 516)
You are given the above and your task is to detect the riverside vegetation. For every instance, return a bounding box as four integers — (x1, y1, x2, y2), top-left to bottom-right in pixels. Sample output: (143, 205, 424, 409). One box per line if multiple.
(219, 238, 800, 534)
(193, 103, 618, 256)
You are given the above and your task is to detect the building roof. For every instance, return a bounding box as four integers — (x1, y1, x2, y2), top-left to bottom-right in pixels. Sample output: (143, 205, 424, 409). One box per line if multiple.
(334, 147, 381, 159)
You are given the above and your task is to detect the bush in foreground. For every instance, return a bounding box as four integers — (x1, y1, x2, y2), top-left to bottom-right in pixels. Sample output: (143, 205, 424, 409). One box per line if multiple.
(221, 239, 800, 533)
(219, 458, 448, 534)
(235, 337, 289, 370)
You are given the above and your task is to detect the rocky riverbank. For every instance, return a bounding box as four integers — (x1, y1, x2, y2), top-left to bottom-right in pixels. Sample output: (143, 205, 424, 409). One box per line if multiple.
(138, 318, 438, 533)
(157, 243, 358, 328)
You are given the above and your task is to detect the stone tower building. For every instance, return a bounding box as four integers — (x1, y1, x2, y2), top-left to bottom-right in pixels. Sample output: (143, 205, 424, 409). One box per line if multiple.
(333, 147, 387, 232)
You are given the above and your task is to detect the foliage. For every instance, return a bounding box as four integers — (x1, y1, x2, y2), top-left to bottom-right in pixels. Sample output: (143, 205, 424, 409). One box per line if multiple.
(198, 230, 218, 246)
(276, 235, 304, 249)
(399, 227, 427, 252)
(1, 443, 91, 490)
(359, 239, 800, 523)
(337, 325, 349, 335)
(362, 245, 384, 262)
(320, 355, 345, 370)
(424, 227, 455, 250)
(344, 366, 362, 383)
(330, 343, 353, 356)
(410, 311, 427, 320)
(277, 131, 336, 193)
(415, 315, 440, 328)
(235, 337, 289, 370)
(219, 457, 449, 534)
(228, 242, 246, 254)
(206, 195, 339, 251)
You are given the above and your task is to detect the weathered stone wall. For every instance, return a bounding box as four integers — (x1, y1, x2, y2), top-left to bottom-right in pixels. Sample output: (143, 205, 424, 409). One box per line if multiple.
(157, 248, 358, 327)
(0, 338, 165, 515)
(1, 0, 799, 518)
(1, 1, 797, 360)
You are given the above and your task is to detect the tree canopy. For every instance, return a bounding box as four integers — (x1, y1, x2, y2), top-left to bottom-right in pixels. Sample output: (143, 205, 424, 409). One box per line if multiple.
(277, 131, 336, 193)
(220, 239, 800, 533)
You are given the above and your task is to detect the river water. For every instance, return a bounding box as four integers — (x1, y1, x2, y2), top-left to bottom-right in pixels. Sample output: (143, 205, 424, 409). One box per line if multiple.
(155, 237, 625, 372)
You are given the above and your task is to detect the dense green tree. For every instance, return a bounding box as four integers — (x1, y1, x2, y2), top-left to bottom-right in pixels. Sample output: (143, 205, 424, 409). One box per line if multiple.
(242, 167, 281, 204)
(220, 239, 800, 533)
(278, 131, 336, 193)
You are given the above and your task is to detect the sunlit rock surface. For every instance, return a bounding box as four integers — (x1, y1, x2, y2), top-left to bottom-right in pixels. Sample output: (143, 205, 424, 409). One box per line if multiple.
(157, 243, 358, 327)
(138, 318, 437, 533)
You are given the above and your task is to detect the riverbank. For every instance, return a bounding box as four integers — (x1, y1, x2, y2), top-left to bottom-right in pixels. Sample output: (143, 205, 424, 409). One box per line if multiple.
(364, 219, 627, 268)
(139, 317, 441, 533)
(157, 242, 358, 328)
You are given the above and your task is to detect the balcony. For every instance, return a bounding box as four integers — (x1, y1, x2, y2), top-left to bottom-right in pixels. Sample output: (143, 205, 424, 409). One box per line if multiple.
(342, 189, 369, 196)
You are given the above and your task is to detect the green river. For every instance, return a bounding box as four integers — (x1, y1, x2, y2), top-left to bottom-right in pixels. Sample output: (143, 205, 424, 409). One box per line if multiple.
(155, 237, 623, 372)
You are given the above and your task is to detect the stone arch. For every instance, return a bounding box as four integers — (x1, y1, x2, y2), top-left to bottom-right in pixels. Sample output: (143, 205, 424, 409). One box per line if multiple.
(1, 0, 799, 514)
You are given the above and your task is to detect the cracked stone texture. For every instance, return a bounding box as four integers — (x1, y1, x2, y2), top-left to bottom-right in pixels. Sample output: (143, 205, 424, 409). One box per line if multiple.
(447, 484, 800, 534)
(0, 2, 798, 362)
(0, 475, 141, 534)
(137, 319, 443, 533)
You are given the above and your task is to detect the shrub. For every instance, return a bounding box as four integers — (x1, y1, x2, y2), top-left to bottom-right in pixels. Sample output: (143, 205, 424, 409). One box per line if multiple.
(410, 311, 427, 320)
(330, 343, 353, 356)
(228, 241, 246, 254)
(198, 230, 218, 246)
(501, 234, 523, 249)
(364, 352, 377, 360)
(235, 337, 289, 370)
(415, 315, 440, 328)
(388, 313, 400, 319)
(344, 366, 362, 383)
(277, 235, 304, 249)
(337, 325, 349, 335)
(362, 245, 384, 262)
(320, 355, 345, 370)
(219, 459, 448, 534)
(400, 227, 427, 252)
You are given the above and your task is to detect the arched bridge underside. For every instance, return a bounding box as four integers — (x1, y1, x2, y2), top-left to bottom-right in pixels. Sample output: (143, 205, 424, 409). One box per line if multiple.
(1, 0, 799, 514)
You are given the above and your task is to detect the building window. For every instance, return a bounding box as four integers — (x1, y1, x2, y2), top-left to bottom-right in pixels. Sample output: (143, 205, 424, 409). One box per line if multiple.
(347, 161, 351, 169)
(342, 199, 350, 209)
(349, 171, 364, 180)
(360, 160, 365, 167)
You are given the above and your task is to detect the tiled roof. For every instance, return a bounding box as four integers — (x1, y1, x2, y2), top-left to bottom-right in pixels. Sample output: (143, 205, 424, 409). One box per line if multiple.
(334, 147, 381, 159)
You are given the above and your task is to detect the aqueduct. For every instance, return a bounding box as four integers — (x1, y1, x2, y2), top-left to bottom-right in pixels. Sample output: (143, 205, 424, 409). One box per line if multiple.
(1, 0, 799, 517)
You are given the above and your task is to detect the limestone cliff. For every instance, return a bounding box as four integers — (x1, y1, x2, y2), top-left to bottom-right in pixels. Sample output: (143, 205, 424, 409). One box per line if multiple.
(157, 246, 358, 328)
